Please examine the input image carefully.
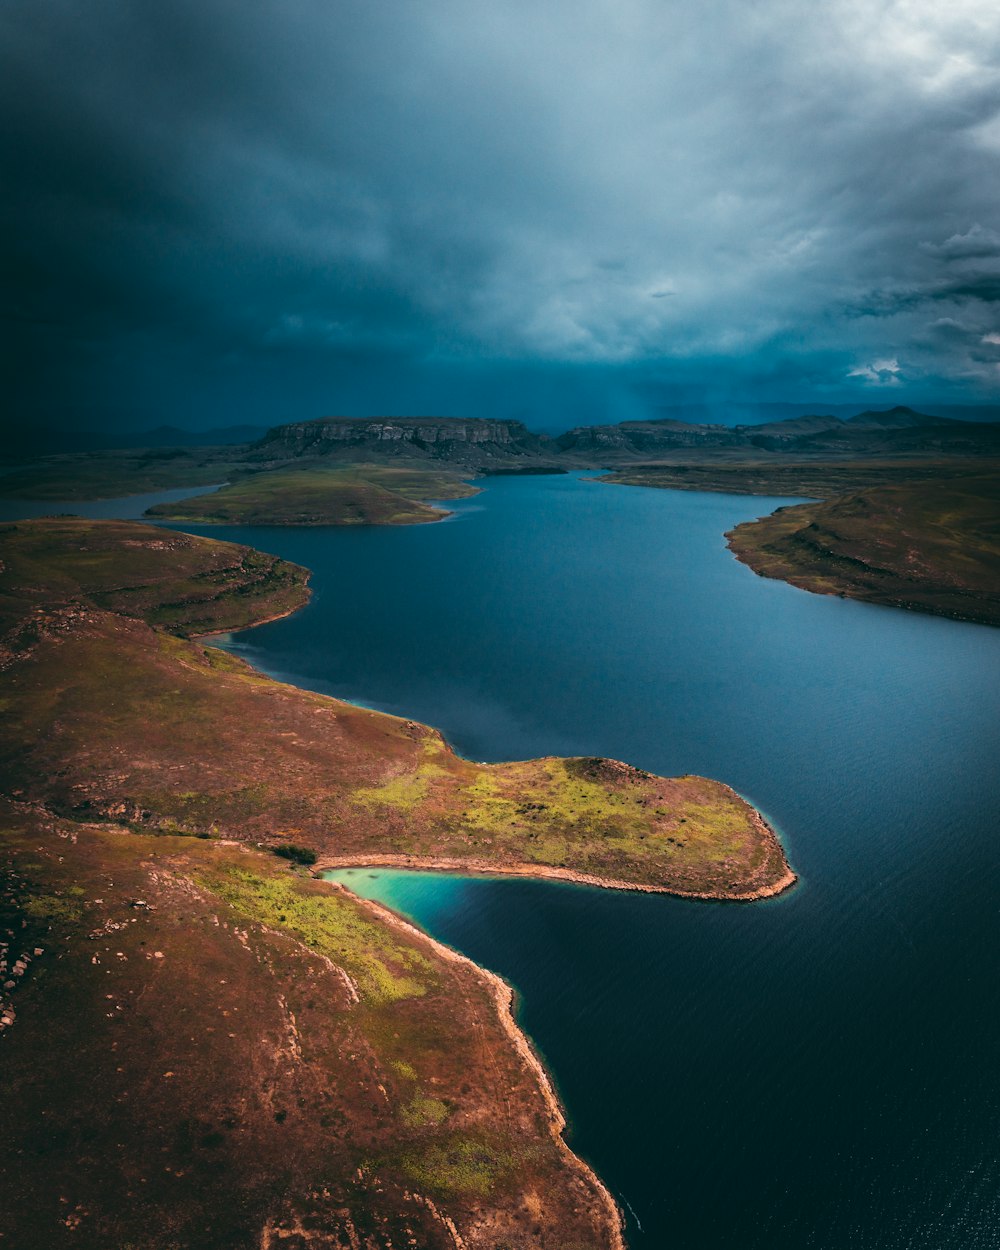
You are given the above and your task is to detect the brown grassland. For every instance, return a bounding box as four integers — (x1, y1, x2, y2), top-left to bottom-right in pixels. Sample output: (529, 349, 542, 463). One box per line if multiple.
(0, 517, 794, 1248)
(726, 473, 1000, 627)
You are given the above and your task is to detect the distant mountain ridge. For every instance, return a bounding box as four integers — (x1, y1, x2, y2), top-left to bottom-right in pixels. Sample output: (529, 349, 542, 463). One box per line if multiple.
(646, 401, 1000, 428)
(249, 406, 1000, 469)
(555, 406, 1000, 460)
(3, 423, 268, 458)
(9, 407, 997, 474)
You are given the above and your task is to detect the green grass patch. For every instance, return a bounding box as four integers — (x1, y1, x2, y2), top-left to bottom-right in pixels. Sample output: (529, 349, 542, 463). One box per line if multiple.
(199, 866, 431, 1004)
(22, 894, 85, 925)
(400, 1095, 450, 1128)
(400, 1134, 516, 1197)
(144, 465, 477, 527)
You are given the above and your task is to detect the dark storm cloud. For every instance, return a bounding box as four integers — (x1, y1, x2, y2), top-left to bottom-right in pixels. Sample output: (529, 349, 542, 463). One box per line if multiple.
(3, 0, 1000, 428)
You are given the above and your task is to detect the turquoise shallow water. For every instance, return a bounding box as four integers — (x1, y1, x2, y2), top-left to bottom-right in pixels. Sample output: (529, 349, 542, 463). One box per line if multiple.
(185, 474, 1000, 1249)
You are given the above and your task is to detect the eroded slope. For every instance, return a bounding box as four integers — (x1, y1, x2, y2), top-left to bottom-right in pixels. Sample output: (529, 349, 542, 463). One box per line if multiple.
(0, 803, 621, 1248)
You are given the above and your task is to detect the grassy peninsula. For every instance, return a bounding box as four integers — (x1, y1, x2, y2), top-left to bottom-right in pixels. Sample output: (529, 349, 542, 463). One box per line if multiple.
(726, 473, 1000, 626)
(145, 464, 479, 526)
(599, 458, 994, 499)
(0, 519, 791, 897)
(1, 517, 793, 1248)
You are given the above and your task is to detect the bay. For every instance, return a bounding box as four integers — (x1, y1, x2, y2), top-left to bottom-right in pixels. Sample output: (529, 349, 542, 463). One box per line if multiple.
(188, 473, 999, 1248)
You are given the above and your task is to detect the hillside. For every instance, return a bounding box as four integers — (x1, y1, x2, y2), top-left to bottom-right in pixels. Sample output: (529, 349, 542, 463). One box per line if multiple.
(726, 473, 1000, 626)
(0, 517, 795, 1246)
(558, 407, 1000, 462)
(146, 465, 478, 526)
(599, 458, 994, 498)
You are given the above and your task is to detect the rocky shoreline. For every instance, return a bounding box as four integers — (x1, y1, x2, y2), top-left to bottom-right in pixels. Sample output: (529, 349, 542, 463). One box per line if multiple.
(331, 882, 628, 1250)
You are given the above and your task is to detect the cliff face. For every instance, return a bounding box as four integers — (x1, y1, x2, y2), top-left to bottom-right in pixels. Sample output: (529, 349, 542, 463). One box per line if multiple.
(245, 407, 999, 471)
(557, 419, 735, 454)
(252, 417, 554, 465)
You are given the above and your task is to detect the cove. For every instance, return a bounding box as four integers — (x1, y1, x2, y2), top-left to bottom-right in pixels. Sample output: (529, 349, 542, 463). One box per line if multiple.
(187, 473, 999, 1249)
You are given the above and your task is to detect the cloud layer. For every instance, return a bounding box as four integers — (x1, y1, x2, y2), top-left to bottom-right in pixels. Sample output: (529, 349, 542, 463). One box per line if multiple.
(3, 0, 1000, 427)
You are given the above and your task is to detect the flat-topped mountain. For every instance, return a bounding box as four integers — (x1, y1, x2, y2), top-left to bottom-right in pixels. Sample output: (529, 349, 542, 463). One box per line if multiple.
(256, 407, 997, 467)
(251, 415, 556, 467)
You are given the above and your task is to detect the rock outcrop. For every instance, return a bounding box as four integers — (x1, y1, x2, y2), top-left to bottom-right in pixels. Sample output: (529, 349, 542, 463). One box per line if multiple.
(251, 417, 557, 467)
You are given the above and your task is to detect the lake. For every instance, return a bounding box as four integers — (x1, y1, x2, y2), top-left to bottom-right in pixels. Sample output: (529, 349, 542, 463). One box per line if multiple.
(192, 473, 999, 1249)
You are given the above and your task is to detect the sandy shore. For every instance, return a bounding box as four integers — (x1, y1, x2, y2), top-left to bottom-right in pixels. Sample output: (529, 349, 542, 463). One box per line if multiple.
(322, 851, 797, 901)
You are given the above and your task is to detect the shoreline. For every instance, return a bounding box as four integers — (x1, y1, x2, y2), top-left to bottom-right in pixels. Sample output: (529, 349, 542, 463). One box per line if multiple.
(326, 880, 627, 1250)
(727, 531, 1000, 629)
(154, 506, 457, 527)
(319, 846, 798, 903)
(192, 592, 312, 639)
(172, 516, 797, 1246)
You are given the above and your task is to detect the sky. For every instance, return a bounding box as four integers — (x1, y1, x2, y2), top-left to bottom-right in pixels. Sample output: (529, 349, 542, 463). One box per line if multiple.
(3, 0, 1000, 432)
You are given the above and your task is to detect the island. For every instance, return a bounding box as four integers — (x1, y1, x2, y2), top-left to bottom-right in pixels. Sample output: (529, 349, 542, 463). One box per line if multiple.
(145, 465, 479, 526)
(0, 517, 794, 1249)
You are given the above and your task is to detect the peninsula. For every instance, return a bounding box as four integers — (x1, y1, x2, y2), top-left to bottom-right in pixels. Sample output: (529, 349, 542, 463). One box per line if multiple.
(1, 517, 793, 1248)
(726, 473, 1000, 627)
(146, 465, 479, 526)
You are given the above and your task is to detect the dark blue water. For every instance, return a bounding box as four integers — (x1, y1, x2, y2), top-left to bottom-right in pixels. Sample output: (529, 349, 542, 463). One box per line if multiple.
(190, 475, 999, 1249)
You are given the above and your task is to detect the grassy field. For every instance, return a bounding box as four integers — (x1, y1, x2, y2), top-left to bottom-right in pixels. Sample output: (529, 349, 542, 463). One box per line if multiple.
(0, 805, 623, 1248)
(0, 447, 247, 500)
(0, 516, 310, 638)
(145, 464, 480, 526)
(726, 472, 1000, 626)
(600, 458, 998, 498)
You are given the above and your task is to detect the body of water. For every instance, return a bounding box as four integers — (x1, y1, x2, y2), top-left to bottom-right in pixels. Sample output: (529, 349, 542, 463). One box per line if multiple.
(183, 474, 998, 1248)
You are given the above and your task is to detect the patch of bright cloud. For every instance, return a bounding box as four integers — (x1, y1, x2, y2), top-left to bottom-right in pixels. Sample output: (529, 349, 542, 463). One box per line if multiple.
(848, 357, 903, 385)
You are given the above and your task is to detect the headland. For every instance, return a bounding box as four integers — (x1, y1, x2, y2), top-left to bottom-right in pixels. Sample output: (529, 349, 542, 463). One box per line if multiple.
(0, 515, 794, 1247)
